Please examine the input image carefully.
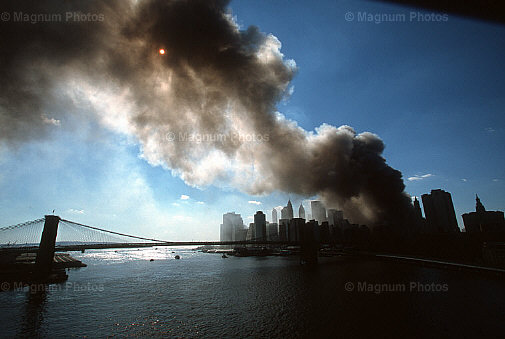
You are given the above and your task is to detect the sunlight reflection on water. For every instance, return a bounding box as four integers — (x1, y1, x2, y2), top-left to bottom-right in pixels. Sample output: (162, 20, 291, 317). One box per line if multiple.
(73, 246, 198, 264)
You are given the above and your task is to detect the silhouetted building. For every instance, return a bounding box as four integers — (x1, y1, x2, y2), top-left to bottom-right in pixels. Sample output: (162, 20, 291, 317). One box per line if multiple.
(421, 189, 460, 233)
(303, 220, 320, 244)
(412, 196, 427, 232)
(413, 197, 423, 219)
(462, 195, 505, 233)
(254, 211, 267, 241)
(289, 218, 305, 242)
(272, 208, 278, 224)
(320, 221, 330, 243)
(327, 209, 343, 226)
(279, 219, 289, 241)
(299, 203, 305, 219)
(267, 222, 278, 241)
(311, 201, 326, 224)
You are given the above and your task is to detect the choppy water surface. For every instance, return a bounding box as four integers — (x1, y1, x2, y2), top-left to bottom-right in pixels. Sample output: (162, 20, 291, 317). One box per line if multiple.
(1, 247, 505, 338)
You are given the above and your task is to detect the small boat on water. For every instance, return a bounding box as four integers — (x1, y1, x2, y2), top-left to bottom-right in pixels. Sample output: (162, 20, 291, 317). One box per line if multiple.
(222, 254, 228, 258)
(174, 255, 180, 259)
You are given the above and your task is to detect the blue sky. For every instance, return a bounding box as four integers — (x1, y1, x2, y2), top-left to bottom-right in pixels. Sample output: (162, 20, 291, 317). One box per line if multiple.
(1, 0, 504, 239)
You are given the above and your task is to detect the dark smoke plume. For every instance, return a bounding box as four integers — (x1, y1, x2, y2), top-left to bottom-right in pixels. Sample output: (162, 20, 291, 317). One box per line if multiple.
(0, 0, 414, 227)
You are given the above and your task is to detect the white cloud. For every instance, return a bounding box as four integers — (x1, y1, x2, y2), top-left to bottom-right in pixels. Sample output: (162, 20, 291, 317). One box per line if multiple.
(248, 200, 262, 205)
(493, 179, 500, 182)
(67, 208, 85, 214)
(462, 178, 468, 182)
(486, 127, 496, 133)
(171, 202, 180, 207)
(180, 194, 190, 200)
(196, 201, 205, 205)
(407, 173, 433, 181)
(41, 114, 61, 126)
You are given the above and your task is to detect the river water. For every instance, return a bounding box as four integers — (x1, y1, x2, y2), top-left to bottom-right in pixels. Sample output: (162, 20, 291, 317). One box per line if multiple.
(1, 247, 504, 338)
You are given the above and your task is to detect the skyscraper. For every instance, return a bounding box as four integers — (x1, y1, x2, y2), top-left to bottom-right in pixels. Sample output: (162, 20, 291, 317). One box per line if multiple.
(281, 207, 289, 220)
(289, 218, 304, 242)
(299, 203, 305, 219)
(272, 208, 278, 224)
(254, 211, 267, 241)
(267, 223, 278, 241)
(221, 212, 245, 242)
(278, 219, 289, 241)
(246, 223, 255, 241)
(286, 200, 293, 220)
(327, 209, 343, 226)
(413, 197, 423, 219)
(280, 200, 294, 220)
(311, 200, 327, 224)
(421, 189, 460, 233)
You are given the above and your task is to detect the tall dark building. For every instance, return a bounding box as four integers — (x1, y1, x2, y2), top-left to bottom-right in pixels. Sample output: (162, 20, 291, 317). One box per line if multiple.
(462, 195, 505, 233)
(289, 218, 305, 242)
(254, 211, 267, 241)
(421, 189, 460, 233)
(278, 219, 289, 241)
(413, 197, 423, 219)
(267, 223, 278, 241)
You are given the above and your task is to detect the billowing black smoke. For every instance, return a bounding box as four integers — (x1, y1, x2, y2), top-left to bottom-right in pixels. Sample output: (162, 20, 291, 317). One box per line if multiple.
(0, 0, 414, 227)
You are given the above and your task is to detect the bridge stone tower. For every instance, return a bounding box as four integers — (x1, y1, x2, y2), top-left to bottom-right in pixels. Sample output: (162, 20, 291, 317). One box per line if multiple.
(35, 215, 60, 277)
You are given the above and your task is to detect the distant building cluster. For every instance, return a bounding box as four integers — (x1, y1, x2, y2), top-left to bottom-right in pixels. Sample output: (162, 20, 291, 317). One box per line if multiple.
(220, 189, 505, 244)
(220, 199, 367, 245)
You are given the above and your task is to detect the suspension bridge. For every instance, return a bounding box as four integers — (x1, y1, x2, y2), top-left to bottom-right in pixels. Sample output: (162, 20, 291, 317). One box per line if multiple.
(0, 215, 298, 252)
(1, 215, 316, 285)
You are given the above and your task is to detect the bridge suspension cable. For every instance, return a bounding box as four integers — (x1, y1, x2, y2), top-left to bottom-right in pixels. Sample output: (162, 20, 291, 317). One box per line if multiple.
(0, 218, 45, 231)
(59, 219, 169, 244)
(0, 218, 46, 247)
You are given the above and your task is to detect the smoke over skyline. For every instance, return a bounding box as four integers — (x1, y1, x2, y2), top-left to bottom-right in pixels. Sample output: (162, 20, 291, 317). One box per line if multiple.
(0, 0, 414, 226)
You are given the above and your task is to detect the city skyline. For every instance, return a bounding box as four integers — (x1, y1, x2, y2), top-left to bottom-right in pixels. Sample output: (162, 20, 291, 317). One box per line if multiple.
(0, 0, 504, 240)
(220, 189, 505, 239)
